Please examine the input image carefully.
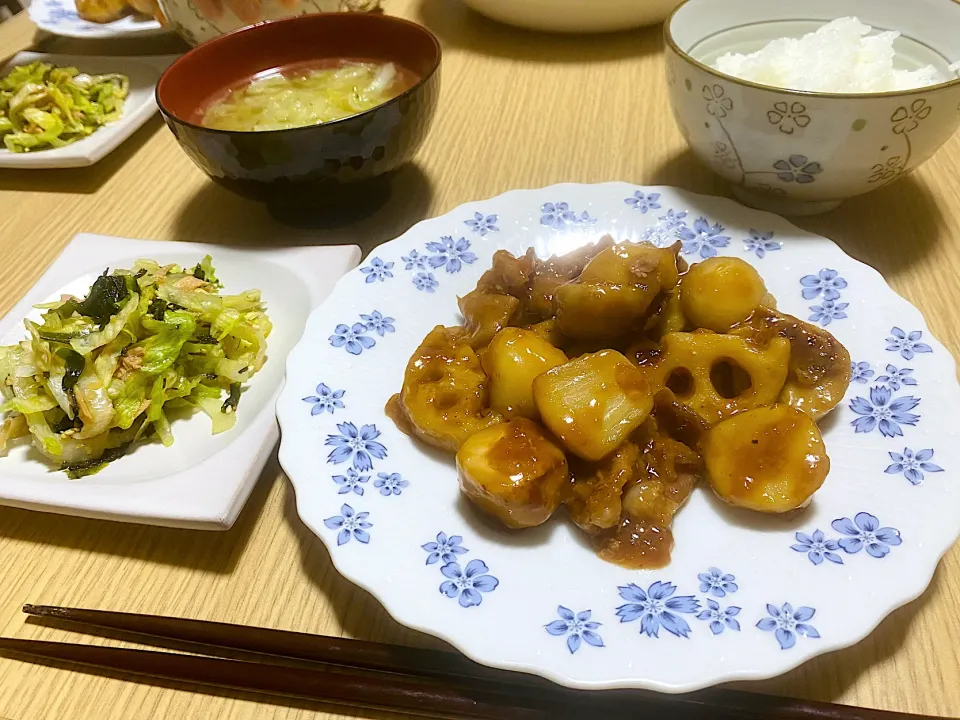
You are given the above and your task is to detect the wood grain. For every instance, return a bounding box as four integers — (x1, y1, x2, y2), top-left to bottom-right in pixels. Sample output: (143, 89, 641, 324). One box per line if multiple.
(2, 3, 960, 719)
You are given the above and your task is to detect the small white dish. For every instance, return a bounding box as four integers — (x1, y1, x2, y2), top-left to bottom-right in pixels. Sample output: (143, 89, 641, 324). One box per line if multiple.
(277, 182, 960, 692)
(0, 233, 360, 529)
(0, 52, 178, 170)
(29, 0, 168, 39)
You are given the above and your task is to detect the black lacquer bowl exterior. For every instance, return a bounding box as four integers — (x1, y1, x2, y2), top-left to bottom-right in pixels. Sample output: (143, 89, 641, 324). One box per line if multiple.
(157, 14, 441, 204)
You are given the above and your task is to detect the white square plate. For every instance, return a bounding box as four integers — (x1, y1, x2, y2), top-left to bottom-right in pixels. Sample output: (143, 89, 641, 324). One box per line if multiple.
(0, 52, 178, 169)
(0, 234, 360, 528)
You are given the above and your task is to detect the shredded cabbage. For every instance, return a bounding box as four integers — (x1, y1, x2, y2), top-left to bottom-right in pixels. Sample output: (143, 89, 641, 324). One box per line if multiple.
(0, 256, 270, 477)
(201, 62, 405, 132)
(0, 61, 129, 153)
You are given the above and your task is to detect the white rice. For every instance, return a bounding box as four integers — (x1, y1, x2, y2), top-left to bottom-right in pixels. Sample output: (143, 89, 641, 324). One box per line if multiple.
(713, 17, 959, 93)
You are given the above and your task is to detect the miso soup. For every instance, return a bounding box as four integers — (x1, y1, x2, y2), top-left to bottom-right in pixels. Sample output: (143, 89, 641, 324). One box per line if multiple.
(200, 60, 419, 132)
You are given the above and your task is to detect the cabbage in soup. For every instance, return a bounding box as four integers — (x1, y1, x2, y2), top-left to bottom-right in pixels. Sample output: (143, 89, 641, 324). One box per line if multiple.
(200, 60, 418, 132)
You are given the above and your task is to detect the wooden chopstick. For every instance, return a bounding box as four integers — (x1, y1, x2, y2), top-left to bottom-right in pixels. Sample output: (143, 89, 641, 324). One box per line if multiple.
(22, 603, 502, 686)
(0, 638, 553, 720)
(2, 604, 943, 720)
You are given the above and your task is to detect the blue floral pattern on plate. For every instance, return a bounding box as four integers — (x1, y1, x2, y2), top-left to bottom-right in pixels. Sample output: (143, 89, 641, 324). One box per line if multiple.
(801, 269, 849, 327)
(659, 208, 688, 230)
(333, 468, 369, 496)
(325, 422, 388, 471)
(540, 202, 597, 229)
(413, 272, 439, 293)
(426, 237, 478, 274)
(616, 582, 700, 639)
(302, 383, 345, 415)
(624, 191, 662, 214)
(801, 269, 847, 300)
(832, 512, 902, 558)
(809, 299, 849, 326)
(678, 217, 730, 259)
(402, 250, 428, 271)
(757, 603, 820, 649)
(791, 530, 844, 565)
(793, 513, 902, 564)
(362, 311, 395, 337)
(440, 560, 499, 608)
(851, 361, 874, 384)
(360, 258, 394, 284)
(875, 365, 917, 391)
(886, 327, 933, 360)
(374, 472, 409, 496)
(422, 532, 468, 565)
(329, 323, 375, 355)
(43, 1, 83, 24)
(329, 310, 394, 355)
(885, 448, 943, 485)
(849, 386, 920, 437)
(698, 568, 738, 598)
(743, 230, 781, 258)
(324, 504, 372, 546)
(465, 212, 499, 235)
(697, 600, 741, 635)
(421, 533, 498, 608)
(545, 607, 605, 654)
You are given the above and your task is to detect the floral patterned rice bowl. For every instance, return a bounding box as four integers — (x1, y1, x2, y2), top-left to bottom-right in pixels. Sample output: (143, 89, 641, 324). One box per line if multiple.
(665, 0, 960, 215)
(276, 183, 960, 692)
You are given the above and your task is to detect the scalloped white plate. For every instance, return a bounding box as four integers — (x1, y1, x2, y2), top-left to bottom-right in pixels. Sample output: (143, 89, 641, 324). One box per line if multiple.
(276, 183, 960, 692)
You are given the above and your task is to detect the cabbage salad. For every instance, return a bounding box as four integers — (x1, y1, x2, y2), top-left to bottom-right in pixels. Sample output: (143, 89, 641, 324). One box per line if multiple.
(0, 61, 128, 153)
(0, 258, 271, 478)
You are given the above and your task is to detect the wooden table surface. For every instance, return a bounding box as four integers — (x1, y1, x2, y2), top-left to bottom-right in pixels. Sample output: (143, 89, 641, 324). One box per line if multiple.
(2, 3, 960, 719)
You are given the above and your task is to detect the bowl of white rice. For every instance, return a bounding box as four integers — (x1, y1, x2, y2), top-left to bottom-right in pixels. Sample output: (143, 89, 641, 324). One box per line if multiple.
(665, 0, 960, 215)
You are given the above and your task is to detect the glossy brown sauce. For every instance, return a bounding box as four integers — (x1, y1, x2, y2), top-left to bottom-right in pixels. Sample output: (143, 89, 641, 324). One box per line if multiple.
(735, 308, 845, 386)
(614, 360, 649, 399)
(525, 237, 615, 319)
(487, 418, 563, 481)
(459, 291, 520, 348)
(725, 415, 796, 500)
(475, 249, 536, 298)
(389, 238, 848, 570)
(702, 404, 828, 512)
(596, 516, 673, 570)
(652, 389, 710, 448)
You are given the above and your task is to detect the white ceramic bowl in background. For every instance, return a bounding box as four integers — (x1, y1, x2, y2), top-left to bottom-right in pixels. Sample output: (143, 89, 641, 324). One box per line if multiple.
(157, 0, 378, 46)
(462, 0, 682, 34)
(665, 0, 960, 215)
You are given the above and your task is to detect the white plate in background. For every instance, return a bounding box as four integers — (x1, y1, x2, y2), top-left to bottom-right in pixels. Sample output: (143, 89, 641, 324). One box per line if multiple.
(0, 52, 178, 169)
(29, 0, 168, 39)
